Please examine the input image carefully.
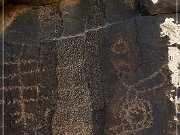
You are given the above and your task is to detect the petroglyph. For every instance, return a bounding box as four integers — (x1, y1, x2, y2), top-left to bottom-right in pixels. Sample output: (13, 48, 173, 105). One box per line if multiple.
(2, 1, 179, 134)
(3, 44, 40, 134)
(52, 35, 95, 135)
(106, 99, 153, 135)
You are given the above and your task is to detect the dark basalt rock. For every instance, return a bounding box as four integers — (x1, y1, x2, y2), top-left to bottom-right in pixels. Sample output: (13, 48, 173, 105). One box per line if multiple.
(104, 0, 139, 23)
(1, 0, 180, 135)
(139, 0, 180, 15)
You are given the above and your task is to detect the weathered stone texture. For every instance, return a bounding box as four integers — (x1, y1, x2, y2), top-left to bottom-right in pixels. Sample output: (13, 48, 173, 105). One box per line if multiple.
(1, 0, 180, 135)
(139, 0, 180, 14)
(104, 0, 139, 23)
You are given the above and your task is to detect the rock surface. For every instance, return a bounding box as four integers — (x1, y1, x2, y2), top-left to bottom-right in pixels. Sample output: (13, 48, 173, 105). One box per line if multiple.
(139, 0, 180, 14)
(0, 0, 180, 135)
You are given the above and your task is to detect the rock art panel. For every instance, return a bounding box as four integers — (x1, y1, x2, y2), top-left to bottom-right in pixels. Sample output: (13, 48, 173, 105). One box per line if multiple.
(105, 15, 178, 135)
(1, 0, 179, 135)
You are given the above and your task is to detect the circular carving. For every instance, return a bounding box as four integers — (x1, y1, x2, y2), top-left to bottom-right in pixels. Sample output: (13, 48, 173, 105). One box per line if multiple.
(109, 99, 153, 135)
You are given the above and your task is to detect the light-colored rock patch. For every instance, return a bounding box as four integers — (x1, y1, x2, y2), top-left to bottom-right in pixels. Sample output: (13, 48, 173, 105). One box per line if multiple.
(160, 18, 180, 120)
